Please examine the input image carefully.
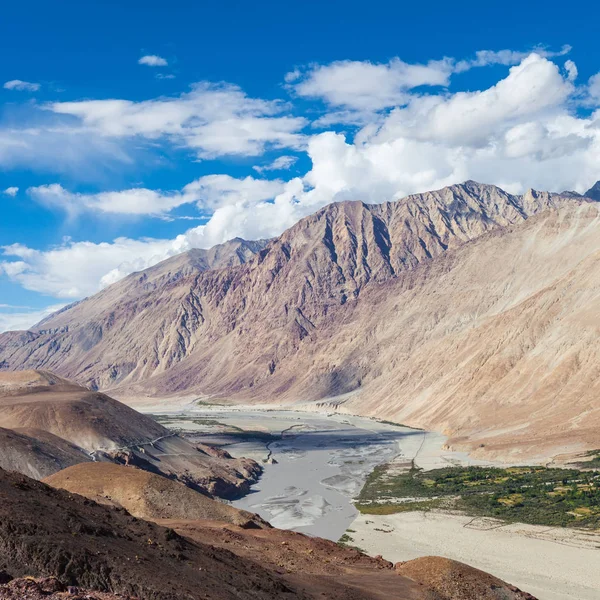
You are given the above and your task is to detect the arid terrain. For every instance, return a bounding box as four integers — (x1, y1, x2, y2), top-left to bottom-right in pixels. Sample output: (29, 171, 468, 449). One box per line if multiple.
(1, 182, 600, 460)
(0, 464, 537, 600)
(1, 181, 600, 599)
(44, 462, 269, 528)
(0, 370, 261, 497)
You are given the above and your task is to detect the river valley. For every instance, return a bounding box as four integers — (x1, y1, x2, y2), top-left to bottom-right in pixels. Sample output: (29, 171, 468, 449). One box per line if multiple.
(145, 403, 600, 600)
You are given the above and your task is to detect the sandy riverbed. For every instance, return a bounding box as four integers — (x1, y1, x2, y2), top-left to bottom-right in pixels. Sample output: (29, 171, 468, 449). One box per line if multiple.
(140, 403, 502, 540)
(348, 511, 600, 600)
(134, 401, 599, 599)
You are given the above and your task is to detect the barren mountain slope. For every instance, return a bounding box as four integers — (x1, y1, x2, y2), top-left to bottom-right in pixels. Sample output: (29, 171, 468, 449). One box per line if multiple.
(166, 520, 534, 600)
(0, 181, 583, 394)
(0, 370, 165, 450)
(123, 202, 600, 459)
(0, 426, 91, 479)
(44, 462, 268, 528)
(0, 183, 599, 460)
(0, 371, 260, 496)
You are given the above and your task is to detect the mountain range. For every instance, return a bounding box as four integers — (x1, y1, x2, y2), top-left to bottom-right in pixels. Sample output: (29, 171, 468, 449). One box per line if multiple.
(2, 180, 600, 460)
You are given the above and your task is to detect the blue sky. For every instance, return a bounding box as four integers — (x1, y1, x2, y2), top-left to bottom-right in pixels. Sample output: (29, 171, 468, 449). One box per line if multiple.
(1, 0, 599, 330)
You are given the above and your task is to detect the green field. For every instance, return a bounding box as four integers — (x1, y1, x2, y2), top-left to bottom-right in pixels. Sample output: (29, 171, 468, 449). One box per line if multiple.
(356, 464, 600, 528)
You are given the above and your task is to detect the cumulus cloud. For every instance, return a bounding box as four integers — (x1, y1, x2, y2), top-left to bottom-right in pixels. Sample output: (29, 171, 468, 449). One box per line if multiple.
(253, 155, 298, 173)
(289, 58, 453, 112)
(27, 174, 285, 218)
(370, 54, 574, 147)
(0, 238, 189, 297)
(3, 51, 600, 306)
(0, 303, 67, 333)
(138, 55, 168, 67)
(182, 175, 285, 210)
(290, 46, 574, 125)
(3, 187, 18, 196)
(49, 82, 307, 158)
(3, 79, 40, 92)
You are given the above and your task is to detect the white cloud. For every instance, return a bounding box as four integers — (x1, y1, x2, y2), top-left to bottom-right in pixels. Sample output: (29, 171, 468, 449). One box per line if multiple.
(3, 187, 18, 196)
(370, 54, 574, 147)
(182, 175, 285, 210)
(3, 79, 40, 92)
(0, 123, 134, 177)
(453, 45, 571, 72)
(1, 238, 189, 298)
(27, 174, 285, 218)
(290, 58, 453, 112)
(3, 51, 600, 307)
(0, 304, 67, 333)
(49, 82, 307, 158)
(138, 55, 168, 67)
(28, 184, 191, 218)
(289, 46, 574, 125)
(588, 73, 600, 104)
(253, 155, 297, 173)
(564, 60, 578, 82)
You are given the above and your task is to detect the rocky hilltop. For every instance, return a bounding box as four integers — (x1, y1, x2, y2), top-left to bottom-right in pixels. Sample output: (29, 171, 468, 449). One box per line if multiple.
(1, 181, 600, 459)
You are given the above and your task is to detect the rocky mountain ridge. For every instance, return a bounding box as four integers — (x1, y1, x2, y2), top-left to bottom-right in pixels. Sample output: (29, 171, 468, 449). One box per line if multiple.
(1, 181, 600, 459)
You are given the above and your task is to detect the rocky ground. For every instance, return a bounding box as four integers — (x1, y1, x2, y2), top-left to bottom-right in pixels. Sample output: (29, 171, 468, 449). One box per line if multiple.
(0, 464, 538, 600)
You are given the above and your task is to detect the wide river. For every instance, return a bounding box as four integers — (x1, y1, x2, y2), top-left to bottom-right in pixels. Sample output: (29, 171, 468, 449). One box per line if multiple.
(148, 405, 600, 600)
(152, 407, 440, 540)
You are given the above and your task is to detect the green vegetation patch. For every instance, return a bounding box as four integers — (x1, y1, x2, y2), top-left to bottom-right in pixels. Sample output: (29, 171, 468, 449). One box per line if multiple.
(356, 464, 600, 529)
(337, 532, 365, 553)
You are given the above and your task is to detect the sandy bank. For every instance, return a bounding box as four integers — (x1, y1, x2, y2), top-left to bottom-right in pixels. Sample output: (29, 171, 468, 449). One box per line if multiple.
(348, 511, 600, 600)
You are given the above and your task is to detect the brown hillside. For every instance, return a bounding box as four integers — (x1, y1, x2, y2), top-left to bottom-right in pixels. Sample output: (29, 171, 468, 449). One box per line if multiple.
(0, 370, 165, 451)
(0, 466, 448, 600)
(396, 557, 536, 600)
(0, 371, 260, 497)
(44, 463, 268, 528)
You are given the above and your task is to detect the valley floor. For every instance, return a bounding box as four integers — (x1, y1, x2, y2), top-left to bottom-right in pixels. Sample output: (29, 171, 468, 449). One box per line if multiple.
(347, 511, 600, 600)
(136, 400, 600, 600)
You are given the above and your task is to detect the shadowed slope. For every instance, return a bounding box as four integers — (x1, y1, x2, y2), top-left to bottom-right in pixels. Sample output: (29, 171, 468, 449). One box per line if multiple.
(0, 426, 91, 479)
(0, 466, 455, 600)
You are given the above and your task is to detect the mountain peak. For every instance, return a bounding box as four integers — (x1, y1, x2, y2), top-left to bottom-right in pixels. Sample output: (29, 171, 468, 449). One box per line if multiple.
(585, 180, 600, 200)
(0, 180, 594, 397)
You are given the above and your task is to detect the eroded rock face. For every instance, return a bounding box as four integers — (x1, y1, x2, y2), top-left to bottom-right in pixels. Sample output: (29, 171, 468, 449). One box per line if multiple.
(1, 182, 600, 459)
(0, 181, 574, 391)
